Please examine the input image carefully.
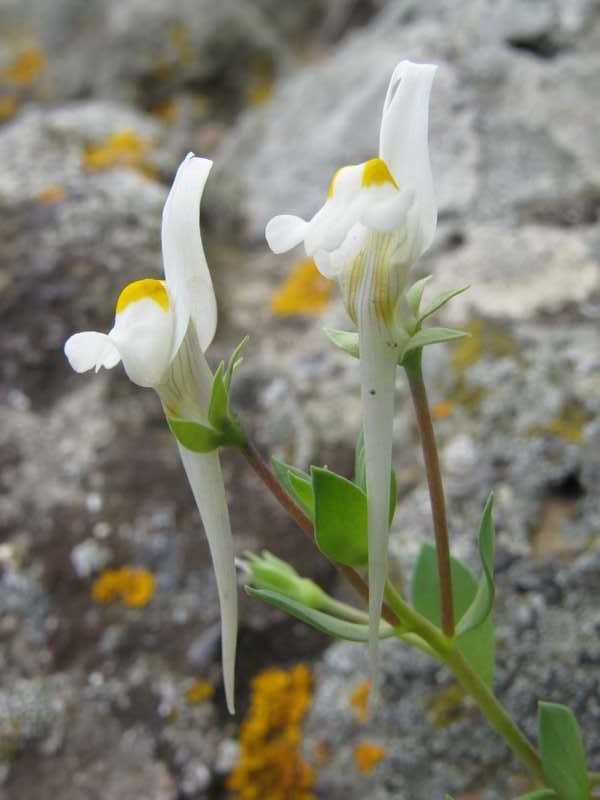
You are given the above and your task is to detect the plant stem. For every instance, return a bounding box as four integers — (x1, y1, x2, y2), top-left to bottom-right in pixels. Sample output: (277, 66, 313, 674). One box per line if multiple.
(240, 440, 400, 627)
(385, 583, 545, 784)
(404, 350, 455, 637)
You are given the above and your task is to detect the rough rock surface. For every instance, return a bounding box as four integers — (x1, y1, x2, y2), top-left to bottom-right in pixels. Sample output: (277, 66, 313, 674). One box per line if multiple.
(0, 0, 598, 798)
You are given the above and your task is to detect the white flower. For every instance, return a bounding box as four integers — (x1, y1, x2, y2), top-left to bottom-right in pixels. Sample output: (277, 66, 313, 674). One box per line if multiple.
(265, 60, 438, 687)
(65, 154, 238, 713)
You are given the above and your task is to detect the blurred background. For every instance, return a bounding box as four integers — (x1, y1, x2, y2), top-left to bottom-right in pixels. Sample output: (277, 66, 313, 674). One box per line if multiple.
(0, 0, 598, 797)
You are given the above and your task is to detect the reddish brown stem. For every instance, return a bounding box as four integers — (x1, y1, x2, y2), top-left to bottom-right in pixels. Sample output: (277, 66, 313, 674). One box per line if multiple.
(405, 354, 455, 637)
(241, 440, 400, 627)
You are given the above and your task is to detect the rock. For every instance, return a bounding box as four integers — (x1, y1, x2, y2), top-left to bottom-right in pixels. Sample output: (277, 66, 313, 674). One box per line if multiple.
(70, 539, 112, 578)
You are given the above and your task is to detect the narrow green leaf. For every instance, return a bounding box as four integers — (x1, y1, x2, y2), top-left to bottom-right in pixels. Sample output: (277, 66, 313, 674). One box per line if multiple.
(324, 328, 359, 359)
(515, 791, 557, 799)
(224, 336, 249, 390)
(456, 493, 496, 635)
(400, 327, 469, 361)
(169, 419, 223, 452)
(288, 472, 315, 517)
(271, 458, 314, 518)
(418, 284, 470, 323)
(208, 362, 228, 429)
(246, 586, 395, 641)
(312, 466, 368, 567)
(539, 702, 590, 799)
(412, 544, 495, 686)
(406, 275, 433, 316)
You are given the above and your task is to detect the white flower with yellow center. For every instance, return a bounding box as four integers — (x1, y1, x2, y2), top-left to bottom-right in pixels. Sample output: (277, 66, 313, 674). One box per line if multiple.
(65, 153, 238, 713)
(266, 60, 438, 684)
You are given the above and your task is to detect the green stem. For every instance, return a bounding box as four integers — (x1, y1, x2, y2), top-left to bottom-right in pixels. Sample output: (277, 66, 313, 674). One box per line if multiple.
(321, 596, 369, 624)
(385, 582, 545, 784)
(404, 349, 455, 637)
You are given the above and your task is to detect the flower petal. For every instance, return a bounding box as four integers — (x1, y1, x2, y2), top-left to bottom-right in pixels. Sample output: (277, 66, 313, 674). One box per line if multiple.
(265, 214, 308, 254)
(177, 446, 238, 715)
(379, 60, 437, 258)
(110, 293, 175, 388)
(162, 153, 217, 356)
(64, 331, 121, 373)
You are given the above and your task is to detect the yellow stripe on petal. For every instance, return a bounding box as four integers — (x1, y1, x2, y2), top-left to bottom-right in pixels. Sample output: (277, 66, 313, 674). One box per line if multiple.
(327, 167, 343, 199)
(115, 279, 169, 315)
(361, 158, 398, 190)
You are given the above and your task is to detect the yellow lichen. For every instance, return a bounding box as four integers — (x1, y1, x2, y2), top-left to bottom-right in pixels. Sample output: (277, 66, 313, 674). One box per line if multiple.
(82, 129, 152, 175)
(451, 320, 520, 373)
(247, 58, 275, 107)
(349, 681, 371, 724)
(0, 96, 17, 122)
(353, 742, 386, 773)
(425, 683, 467, 728)
(185, 678, 215, 705)
(2, 47, 46, 86)
(227, 664, 315, 800)
(271, 258, 334, 316)
(92, 567, 156, 607)
(525, 400, 589, 444)
(36, 186, 66, 204)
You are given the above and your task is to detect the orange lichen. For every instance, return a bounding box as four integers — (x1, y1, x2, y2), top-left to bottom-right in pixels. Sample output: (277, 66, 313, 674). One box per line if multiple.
(271, 258, 334, 316)
(227, 664, 315, 800)
(349, 681, 371, 724)
(0, 96, 17, 122)
(91, 566, 156, 607)
(186, 678, 215, 705)
(432, 400, 454, 420)
(2, 47, 46, 86)
(353, 742, 386, 774)
(36, 186, 66, 204)
(82, 129, 152, 175)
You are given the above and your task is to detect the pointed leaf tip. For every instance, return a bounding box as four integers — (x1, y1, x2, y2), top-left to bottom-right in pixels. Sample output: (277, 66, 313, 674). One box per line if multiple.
(538, 702, 589, 799)
(456, 492, 496, 636)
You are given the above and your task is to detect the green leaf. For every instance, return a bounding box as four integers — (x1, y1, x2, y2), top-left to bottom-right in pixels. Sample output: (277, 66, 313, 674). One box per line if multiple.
(324, 328, 359, 359)
(312, 467, 368, 567)
(208, 362, 229, 430)
(271, 458, 314, 518)
(456, 493, 496, 636)
(169, 419, 223, 452)
(401, 327, 469, 361)
(418, 284, 470, 323)
(406, 275, 433, 316)
(246, 586, 395, 642)
(412, 544, 495, 686)
(224, 336, 249, 390)
(515, 791, 557, 799)
(539, 702, 590, 799)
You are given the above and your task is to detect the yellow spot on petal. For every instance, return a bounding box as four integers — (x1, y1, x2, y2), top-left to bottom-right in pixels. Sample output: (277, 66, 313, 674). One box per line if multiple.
(116, 278, 169, 315)
(353, 742, 386, 773)
(0, 96, 17, 122)
(186, 679, 215, 705)
(349, 681, 371, 724)
(432, 400, 454, 420)
(327, 167, 342, 199)
(227, 664, 315, 799)
(2, 47, 46, 86)
(82, 129, 152, 174)
(361, 157, 398, 190)
(92, 567, 156, 607)
(36, 186, 66, 204)
(271, 258, 334, 316)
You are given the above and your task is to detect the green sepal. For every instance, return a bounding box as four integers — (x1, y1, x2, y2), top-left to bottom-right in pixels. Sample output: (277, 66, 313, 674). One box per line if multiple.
(406, 275, 433, 317)
(271, 458, 314, 518)
(538, 702, 590, 799)
(245, 586, 396, 642)
(354, 431, 398, 525)
(312, 466, 368, 567)
(412, 543, 495, 686)
(417, 285, 470, 323)
(169, 418, 224, 453)
(400, 327, 469, 362)
(208, 361, 229, 430)
(515, 792, 557, 799)
(456, 493, 496, 636)
(205, 337, 248, 446)
(224, 336, 248, 391)
(324, 327, 359, 359)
